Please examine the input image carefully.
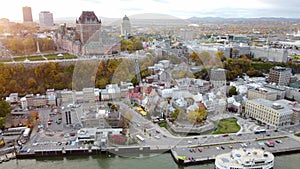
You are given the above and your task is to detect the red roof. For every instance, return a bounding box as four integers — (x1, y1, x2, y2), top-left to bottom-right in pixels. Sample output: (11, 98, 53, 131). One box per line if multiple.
(198, 103, 206, 109)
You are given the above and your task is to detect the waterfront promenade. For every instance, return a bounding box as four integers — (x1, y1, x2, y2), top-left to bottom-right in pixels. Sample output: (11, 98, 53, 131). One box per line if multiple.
(10, 129, 300, 166)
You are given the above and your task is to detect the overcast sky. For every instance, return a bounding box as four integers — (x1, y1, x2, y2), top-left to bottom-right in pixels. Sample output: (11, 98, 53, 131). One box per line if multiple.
(1, 0, 300, 21)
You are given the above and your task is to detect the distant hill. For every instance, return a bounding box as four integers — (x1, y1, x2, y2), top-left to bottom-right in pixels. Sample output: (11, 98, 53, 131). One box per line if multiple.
(129, 13, 182, 20)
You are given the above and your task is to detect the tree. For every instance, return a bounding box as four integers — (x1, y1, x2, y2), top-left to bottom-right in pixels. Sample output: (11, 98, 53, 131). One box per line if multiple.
(215, 51, 226, 62)
(123, 112, 133, 128)
(8, 37, 24, 54)
(189, 52, 200, 63)
(228, 86, 238, 97)
(27, 77, 37, 90)
(170, 109, 180, 119)
(0, 101, 11, 129)
(199, 51, 212, 66)
(231, 49, 239, 58)
(23, 37, 36, 53)
(187, 108, 207, 124)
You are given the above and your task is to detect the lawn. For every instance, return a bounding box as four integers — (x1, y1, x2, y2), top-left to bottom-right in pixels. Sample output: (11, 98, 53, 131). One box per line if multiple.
(13, 55, 45, 62)
(0, 59, 12, 62)
(3, 53, 77, 62)
(45, 53, 77, 60)
(159, 122, 167, 128)
(295, 133, 300, 137)
(213, 117, 241, 134)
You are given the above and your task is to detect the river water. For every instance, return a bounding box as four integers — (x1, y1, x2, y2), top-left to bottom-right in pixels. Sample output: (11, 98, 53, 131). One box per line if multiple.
(1, 153, 300, 169)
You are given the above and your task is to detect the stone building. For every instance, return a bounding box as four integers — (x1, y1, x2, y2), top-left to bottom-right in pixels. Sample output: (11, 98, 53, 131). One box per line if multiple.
(55, 11, 120, 57)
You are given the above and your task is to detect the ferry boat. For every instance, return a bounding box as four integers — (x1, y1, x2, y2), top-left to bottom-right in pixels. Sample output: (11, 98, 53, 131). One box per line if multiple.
(215, 148, 274, 169)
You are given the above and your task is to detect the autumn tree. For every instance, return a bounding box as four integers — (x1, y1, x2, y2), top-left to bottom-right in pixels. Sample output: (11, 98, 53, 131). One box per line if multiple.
(122, 112, 133, 128)
(170, 108, 181, 120)
(187, 107, 207, 124)
(215, 51, 226, 62)
(0, 101, 11, 129)
(7, 37, 24, 54)
(189, 52, 200, 63)
(23, 37, 36, 54)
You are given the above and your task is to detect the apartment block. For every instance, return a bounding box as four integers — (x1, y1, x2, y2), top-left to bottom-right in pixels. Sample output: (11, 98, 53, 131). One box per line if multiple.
(245, 99, 294, 127)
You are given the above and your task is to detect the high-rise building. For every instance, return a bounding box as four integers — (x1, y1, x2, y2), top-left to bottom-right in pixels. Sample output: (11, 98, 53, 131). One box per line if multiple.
(22, 6, 33, 23)
(76, 11, 101, 44)
(268, 66, 292, 86)
(39, 11, 54, 29)
(121, 15, 131, 37)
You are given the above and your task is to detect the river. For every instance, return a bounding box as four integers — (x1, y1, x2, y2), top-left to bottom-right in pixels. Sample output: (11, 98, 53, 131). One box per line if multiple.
(1, 153, 300, 169)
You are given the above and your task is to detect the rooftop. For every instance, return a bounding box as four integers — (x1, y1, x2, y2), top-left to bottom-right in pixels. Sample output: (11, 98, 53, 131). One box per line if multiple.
(248, 98, 293, 115)
(76, 11, 101, 24)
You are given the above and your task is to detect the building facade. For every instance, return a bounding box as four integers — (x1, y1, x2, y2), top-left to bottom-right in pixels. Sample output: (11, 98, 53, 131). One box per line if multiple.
(76, 11, 101, 44)
(268, 66, 292, 86)
(22, 6, 33, 23)
(210, 68, 226, 88)
(245, 99, 294, 127)
(55, 11, 120, 57)
(247, 88, 277, 101)
(39, 11, 54, 30)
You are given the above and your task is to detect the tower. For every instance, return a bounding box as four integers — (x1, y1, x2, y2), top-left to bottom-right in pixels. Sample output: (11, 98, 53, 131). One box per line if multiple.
(121, 15, 131, 37)
(76, 11, 101, 44)
(22, 6, 33, 23)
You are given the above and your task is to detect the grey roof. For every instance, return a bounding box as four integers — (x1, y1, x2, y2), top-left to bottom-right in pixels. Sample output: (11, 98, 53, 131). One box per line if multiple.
(249, 98, 293, 115)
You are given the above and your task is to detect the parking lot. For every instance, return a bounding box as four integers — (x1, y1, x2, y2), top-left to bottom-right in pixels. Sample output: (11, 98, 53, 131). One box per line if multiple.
(172, 136, 300, 162)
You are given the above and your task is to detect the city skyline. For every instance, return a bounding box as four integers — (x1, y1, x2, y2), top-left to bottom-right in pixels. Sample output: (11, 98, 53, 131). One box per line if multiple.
(0, 0, 300, 22)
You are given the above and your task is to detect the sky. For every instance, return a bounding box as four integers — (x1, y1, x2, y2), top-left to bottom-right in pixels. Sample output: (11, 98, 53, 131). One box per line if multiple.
(1, 0, 300, 22)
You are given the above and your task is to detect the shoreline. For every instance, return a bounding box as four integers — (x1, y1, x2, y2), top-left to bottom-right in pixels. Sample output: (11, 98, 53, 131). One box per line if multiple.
(0, 144, 296, 166)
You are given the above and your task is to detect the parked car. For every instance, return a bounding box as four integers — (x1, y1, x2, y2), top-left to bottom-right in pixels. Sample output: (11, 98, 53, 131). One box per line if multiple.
(223, 134, 229, 137)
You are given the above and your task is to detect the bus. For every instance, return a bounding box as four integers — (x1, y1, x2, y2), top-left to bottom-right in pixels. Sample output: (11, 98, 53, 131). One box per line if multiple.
(254, 129, 266, 134)
(23, 128, 31, 137)
(136, 135, 145, 142)
(2, 127, 27, 136)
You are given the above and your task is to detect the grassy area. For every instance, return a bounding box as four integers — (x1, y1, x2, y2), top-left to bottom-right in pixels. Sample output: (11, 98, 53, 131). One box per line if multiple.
(45, 53, 77, 60)
(13, 55, 45, 62)
(28, 56, 45, 61)
(295, 133, 300, 137)
(159, 122, 167, 128)
(6, 53, 78, 62)
(213, 117, 241, 134)
(0, 59, 12, 62)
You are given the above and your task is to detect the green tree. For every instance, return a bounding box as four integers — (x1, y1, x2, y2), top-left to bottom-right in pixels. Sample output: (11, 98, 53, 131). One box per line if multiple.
(228, 86, 238, 97)
(170, 109, 180, 119)
(187, 108, 207, 124)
